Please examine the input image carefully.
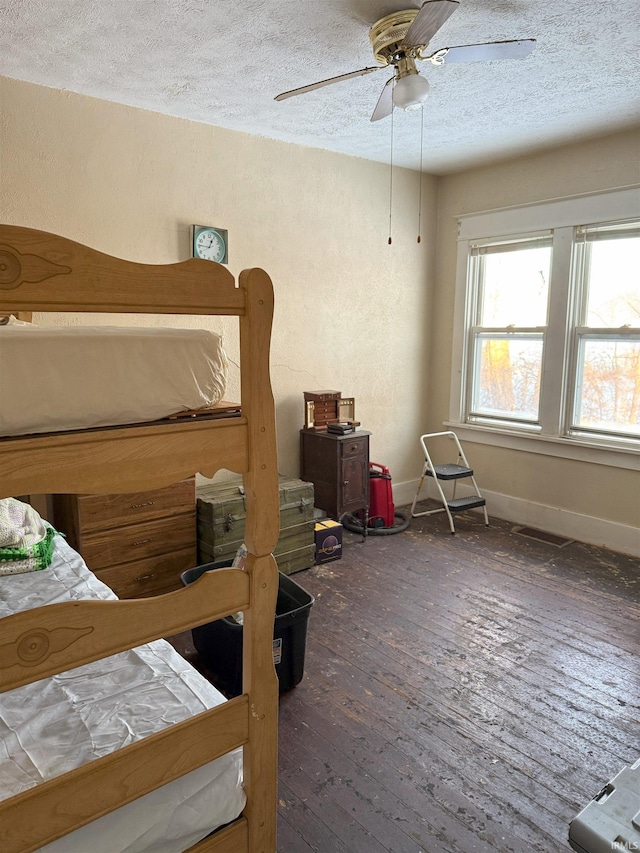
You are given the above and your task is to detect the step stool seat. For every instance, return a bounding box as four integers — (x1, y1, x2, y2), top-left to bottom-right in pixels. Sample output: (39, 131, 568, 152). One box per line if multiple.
(428, 463, 473, 480)
(447, 496, 487, 512)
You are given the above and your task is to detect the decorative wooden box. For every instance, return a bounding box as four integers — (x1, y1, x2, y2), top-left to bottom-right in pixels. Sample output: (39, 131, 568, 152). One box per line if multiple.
(304, 390, 356, 431)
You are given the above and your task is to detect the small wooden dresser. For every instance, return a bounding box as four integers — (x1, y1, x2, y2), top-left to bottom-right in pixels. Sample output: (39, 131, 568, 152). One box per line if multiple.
(300, 429, 371, 520)
(52, 478, 196, 599)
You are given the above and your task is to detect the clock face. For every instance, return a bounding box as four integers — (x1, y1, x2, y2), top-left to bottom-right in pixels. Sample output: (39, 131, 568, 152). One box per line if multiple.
(193, 227, 227, 263)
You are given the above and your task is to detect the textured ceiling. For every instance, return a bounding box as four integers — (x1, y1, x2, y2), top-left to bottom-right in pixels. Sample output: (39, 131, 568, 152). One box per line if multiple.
(1, 0, 639, 173)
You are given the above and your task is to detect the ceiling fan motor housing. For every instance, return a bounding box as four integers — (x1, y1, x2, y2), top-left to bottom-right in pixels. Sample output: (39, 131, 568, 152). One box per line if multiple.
(274, 1, 536, 124)
(369, 10, 420, 65)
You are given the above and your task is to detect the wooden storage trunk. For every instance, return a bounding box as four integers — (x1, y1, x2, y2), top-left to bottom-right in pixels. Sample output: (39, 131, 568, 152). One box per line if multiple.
(197, 476, 315, 575)
(198, 521, 316, 571)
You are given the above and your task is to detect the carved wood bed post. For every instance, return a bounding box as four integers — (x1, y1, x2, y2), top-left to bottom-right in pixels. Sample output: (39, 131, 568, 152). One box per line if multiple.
(238, 266, 280, 853)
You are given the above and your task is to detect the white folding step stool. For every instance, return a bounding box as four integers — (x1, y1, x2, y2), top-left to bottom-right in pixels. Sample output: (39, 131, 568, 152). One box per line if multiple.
(410, 431, 489, 534)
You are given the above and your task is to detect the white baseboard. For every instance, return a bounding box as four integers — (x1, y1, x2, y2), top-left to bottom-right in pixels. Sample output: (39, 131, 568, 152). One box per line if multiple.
(393, 479, 640, 558)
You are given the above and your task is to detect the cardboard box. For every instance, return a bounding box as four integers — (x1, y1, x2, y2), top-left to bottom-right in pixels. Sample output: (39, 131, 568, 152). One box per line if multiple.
(314, 519, 343, 564)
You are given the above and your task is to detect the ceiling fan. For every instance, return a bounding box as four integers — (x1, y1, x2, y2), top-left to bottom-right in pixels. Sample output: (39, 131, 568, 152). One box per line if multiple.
(274, 0, 536, 121)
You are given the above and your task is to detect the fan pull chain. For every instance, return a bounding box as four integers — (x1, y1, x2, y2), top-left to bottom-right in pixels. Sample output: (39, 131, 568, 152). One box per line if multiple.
(417, 103, 424, 244)
(388, 102, 394, 245)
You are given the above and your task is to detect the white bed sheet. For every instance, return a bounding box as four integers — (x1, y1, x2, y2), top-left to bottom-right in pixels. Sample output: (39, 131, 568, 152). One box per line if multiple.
(0, 534, 245, 853)
(0, 321, 228, 436)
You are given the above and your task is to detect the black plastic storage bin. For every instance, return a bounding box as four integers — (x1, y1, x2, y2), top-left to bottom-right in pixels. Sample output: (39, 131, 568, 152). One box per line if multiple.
(181, 559, 314, 697)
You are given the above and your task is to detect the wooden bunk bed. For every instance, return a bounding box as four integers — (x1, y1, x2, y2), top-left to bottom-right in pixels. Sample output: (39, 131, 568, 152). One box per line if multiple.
(0, 224, 280, 853)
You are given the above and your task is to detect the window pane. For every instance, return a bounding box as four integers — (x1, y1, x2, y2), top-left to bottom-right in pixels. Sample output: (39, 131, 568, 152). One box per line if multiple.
(481, 247, 551, 326)
(586, 236, 640, 327)
(574, 338, 640, 436)
(472, 336, 542, 421)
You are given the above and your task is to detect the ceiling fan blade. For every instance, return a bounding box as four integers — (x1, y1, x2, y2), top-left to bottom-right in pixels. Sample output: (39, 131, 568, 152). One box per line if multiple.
(402, 0, 459, 49)
(370, 78, 395, 122)
(274, 66, 382, 101)
(430, 38, 537, 64)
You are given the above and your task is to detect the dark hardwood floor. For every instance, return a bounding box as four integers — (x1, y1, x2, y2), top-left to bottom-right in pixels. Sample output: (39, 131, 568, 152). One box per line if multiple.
(174, 505, 640, 853)
(277, 506, 638, 853)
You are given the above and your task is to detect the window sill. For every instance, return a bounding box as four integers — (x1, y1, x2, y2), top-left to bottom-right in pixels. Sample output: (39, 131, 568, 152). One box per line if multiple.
(444, 421, 640, 471)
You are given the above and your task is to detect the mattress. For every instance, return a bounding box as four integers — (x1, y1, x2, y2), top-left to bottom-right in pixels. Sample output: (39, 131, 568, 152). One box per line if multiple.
(0, 319, 229, 436)
(0, 533, 245, 853)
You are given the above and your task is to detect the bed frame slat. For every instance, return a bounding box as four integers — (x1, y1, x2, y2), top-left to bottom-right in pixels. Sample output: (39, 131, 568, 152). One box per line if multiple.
(0, 568, 250, 691)
(0, 225, 243, 315)
(0, 418, 249, 498)
(0, 697, 249, 853)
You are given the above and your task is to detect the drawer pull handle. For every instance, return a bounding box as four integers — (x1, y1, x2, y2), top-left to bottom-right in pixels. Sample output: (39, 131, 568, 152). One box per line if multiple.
(131, 501, 155, 509)
(132, 538, 153, 547)
(134, 572, 157, 583)
(344, 480, 349, 487)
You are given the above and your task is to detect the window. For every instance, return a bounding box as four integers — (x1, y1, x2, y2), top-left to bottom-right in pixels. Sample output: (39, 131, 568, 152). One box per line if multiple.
(570, 223, 640, 440)
(467, 236, 552, 427)
(451, 189, 640, 460)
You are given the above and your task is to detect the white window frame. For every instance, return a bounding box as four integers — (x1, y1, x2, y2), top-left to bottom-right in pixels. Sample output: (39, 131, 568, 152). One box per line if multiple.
(567, 222, 640, 441)
(448, 187, 640, 471)
(465, 233, 553, 430)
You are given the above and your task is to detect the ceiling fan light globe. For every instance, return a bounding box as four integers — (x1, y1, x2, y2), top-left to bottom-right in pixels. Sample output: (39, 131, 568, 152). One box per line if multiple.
(393, 73, 430, 110)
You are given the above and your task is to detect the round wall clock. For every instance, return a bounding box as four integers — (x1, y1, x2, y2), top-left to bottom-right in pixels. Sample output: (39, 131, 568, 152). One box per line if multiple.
(192, 226, 228, 264)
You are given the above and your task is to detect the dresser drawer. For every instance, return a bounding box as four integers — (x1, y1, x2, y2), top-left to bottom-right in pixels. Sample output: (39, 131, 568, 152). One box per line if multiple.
(340, 437, 368, 458)
(80, 511, 195, 571)
(95, 547, 196, 599)
(75, 479, 195, 532)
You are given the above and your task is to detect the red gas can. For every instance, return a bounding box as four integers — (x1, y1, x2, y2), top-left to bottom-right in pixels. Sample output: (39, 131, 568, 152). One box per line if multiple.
(368, 462, 395, 527)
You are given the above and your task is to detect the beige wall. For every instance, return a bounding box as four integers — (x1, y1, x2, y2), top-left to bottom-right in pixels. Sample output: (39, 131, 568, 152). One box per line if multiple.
(1, 75, 638, 551)
(433, 128, 640, 541)
(0, 76, 437, 487)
